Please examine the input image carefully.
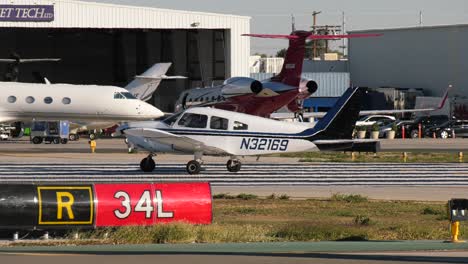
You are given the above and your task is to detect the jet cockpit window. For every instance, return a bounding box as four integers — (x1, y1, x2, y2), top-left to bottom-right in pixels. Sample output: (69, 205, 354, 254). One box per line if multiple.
(178, 113, 208, 128)
(7, 96, 16, 103)
(210, 116, 229, 130)
(62, 97, 71, 105)
(44, 97, 53, 104)
(25, 96, 35, 104)
(121, 92, 137, 99)
(114, 92, 125, 99)
(233, 121, 248, 130)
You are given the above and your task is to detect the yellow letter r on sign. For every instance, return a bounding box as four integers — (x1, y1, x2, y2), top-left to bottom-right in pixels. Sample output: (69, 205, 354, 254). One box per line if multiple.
(56, 192, 75, 220)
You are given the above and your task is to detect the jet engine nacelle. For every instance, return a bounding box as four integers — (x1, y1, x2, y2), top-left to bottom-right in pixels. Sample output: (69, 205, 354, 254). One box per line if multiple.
(221, 77, 263, 96)
(299, 79, 318, 95)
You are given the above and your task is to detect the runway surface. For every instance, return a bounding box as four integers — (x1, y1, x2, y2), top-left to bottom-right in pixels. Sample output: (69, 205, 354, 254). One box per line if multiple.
(2, 241, 468, 264)
(1, 162, 468, 186)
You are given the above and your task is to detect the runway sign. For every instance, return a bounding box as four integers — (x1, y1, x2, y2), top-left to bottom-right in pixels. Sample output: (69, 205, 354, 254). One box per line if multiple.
(0, 183, 212, 230)
(449, 199, 468, 222)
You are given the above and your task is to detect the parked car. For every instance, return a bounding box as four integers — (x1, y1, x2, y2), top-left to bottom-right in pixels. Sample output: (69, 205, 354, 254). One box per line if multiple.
(379, 120, 414, 138)
(0, 133, 8, 140)
(356, 115, 396, 127)
(425, 120, 468, 139)
(402, 115, 449, 138)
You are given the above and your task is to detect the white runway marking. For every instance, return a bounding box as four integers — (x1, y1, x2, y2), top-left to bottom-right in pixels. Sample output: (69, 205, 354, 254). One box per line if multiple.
(0, 162, 467, 186)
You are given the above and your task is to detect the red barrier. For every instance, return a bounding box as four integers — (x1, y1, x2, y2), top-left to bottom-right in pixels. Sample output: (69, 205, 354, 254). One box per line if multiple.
(94, 183, 212, 226)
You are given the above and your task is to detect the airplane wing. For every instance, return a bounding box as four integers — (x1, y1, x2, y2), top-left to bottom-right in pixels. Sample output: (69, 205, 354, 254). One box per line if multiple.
(271, 85, 451, 120)
(0, 58, 61, 63)
(124, 128, 227, 155)
(126, 63, 186, 102)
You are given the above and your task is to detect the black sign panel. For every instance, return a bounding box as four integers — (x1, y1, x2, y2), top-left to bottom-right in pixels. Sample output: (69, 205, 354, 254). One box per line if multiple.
(449, 199, 468, 222)
(0, 185, 37, 228)
(37, 186, 94, 226)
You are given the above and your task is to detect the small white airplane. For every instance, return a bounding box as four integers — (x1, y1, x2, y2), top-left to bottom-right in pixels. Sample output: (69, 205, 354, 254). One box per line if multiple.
(116, 87, 378, 174)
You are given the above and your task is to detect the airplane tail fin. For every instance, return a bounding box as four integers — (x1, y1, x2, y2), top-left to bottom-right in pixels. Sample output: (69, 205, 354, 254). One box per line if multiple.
(309, 87, 366, 140)
(243, 32, 381, 88)
(125, 63, 187, 102)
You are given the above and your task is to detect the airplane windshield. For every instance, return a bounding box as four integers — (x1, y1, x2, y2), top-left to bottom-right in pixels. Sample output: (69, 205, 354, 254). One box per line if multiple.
(121, 92, 137, 99)
(163, 112, 183, 126)
(178, 113, 208, 128)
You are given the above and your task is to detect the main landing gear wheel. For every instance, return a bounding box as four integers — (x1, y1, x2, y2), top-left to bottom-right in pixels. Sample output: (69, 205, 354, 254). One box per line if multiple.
(140, 156, 155, 172)
(226, 159, 242, 173)
(186, 160, 201, 175)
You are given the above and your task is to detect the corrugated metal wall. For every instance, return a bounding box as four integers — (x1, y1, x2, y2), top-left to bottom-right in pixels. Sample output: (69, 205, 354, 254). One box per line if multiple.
(349, 25, 468, 98)
(251, 72, 350, 97)
(0, 0, 250, 77)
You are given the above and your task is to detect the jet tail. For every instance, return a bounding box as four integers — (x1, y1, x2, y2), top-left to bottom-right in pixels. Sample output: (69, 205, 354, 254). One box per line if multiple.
(125, 63, 187, 102)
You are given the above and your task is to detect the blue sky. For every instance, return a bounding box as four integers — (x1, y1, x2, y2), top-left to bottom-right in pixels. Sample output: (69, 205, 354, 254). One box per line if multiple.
(85, 0, 468, 54)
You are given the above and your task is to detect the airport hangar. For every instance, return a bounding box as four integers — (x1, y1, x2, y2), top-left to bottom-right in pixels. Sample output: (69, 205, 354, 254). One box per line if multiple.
(348, 24, 468, 102)
(0, 0, 250, 112)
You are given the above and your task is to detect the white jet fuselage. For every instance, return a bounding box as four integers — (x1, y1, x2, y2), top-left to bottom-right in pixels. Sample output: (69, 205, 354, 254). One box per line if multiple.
(0, 82, 163, 123)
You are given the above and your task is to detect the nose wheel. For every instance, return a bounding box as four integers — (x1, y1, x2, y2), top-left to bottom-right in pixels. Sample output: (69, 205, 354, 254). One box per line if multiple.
(140, 155, 155, 172)
(226, 159, 242, 173)
(186, 160, 202, 175)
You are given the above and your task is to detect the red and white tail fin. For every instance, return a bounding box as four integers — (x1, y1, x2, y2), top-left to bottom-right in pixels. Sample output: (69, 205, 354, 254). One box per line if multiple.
(243, 31, 382, 87)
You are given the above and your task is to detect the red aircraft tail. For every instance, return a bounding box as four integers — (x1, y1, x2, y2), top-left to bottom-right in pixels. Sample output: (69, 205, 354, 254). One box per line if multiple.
(243, 31, 382, 87)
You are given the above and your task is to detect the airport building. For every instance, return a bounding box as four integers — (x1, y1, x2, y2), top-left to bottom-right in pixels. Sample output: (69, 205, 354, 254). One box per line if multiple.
(348, 24, 468, 99)
(0, 0, 250, 111)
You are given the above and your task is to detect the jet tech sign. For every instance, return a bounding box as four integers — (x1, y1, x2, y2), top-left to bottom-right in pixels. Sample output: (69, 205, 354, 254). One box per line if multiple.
(0, 183, 212, 229)
(0, 5, 54, 22)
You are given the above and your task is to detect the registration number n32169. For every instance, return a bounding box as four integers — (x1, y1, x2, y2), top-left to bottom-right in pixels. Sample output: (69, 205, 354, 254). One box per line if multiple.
(240, 138, 289, 151)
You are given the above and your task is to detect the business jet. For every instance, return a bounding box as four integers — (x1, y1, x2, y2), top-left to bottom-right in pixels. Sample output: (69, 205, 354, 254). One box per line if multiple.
(116, 87, 378, 174)
(174, 31, 381, 117)
(0, 82, 164, 138)
(66, 63, 184, 140)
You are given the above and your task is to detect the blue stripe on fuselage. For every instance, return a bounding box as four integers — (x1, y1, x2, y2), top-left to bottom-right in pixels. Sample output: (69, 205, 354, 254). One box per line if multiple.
(159, 128, 317, 139)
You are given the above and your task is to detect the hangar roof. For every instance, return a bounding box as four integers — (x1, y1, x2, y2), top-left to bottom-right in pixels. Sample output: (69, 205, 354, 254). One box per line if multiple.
(0, 0, 250, 29)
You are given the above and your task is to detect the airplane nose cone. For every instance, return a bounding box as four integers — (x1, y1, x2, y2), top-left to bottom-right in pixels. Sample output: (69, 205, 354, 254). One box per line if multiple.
(141, 103, 164, 119)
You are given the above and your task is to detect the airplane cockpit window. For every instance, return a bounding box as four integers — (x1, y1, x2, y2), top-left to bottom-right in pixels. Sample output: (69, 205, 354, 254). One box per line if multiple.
(163, 112, 183, 126)
(233, 121, 248, 130)
(44, 97, 53, 104)
(178, 113, 208, 128)
(7, 96, 16, 103)
(25, 96, 35, 104)
(114, 92, 125, 99)
(210, 116, 228, 130)
(62, 97, 71, 105)
(121, 92, 137, 99)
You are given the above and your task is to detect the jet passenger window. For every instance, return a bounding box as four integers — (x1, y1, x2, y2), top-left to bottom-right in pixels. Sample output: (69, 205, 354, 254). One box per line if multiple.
(62, 97, 71, 105)
(7, 96, 16, 103)
(26, 96, 35, 104)
(44, 97, 53, 104)
(210, 116, 228, 130)
(114, 92, 125, 99)
(233, 121, 248, 130)
(178, 113, 208, 128)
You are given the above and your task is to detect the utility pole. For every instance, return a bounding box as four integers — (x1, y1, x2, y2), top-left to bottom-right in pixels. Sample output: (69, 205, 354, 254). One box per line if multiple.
(341, 11, 346, 57)
(291, 14, 296, 32)
(419, 10, 423, 26)
(312, 11, 322, 59)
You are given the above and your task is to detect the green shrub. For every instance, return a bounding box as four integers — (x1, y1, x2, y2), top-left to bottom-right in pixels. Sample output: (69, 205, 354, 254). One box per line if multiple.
(331, 193, 368, 203)
(236, 193, 258, 200)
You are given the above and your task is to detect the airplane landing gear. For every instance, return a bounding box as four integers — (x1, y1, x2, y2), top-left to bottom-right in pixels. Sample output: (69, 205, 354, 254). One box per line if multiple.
(226, 159, 242, 173)
(186, 160, 202, 175)
(140, 155, 155, 172)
